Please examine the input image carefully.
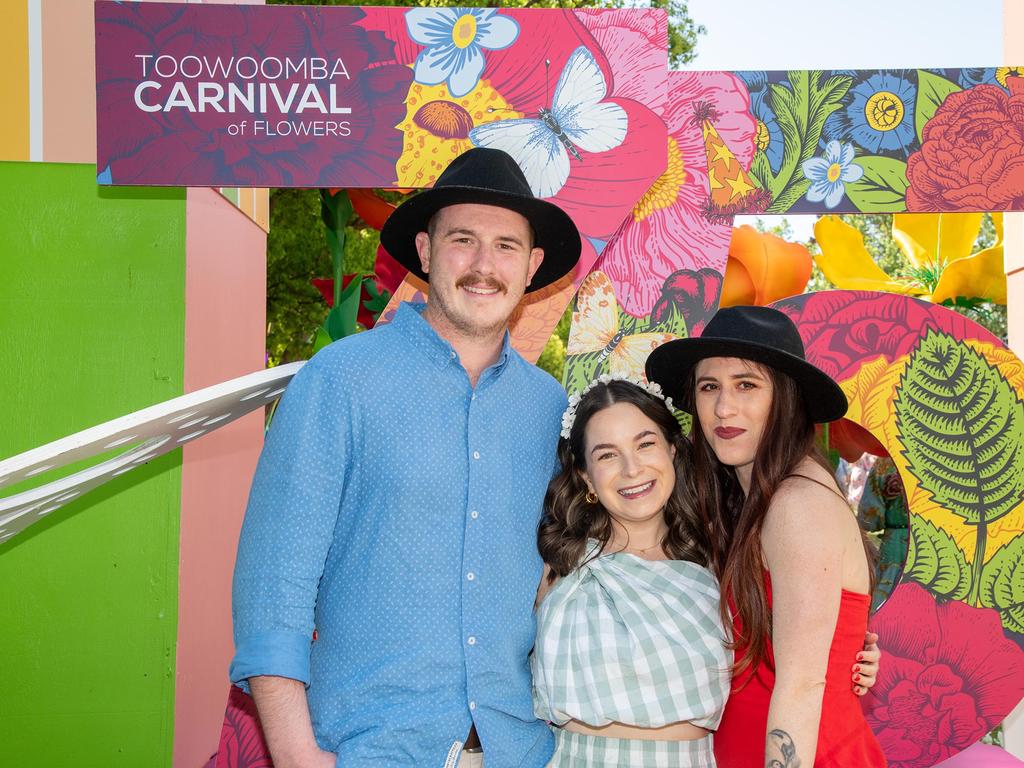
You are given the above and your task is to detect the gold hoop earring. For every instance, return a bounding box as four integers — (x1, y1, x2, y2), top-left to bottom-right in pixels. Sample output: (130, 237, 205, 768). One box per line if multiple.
(585, 490, 598, 504)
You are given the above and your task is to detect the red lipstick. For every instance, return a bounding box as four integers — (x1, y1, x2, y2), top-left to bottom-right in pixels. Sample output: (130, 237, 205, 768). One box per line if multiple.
(714, 427, 745, 439)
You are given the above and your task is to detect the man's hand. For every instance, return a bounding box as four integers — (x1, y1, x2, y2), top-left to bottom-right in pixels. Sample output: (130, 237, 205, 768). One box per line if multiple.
(852, 630, 881, 696)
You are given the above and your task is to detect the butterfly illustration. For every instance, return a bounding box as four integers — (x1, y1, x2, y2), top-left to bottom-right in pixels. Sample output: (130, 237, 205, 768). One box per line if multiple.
(468, 46, 628, 199)
(566, 270, 678, 383)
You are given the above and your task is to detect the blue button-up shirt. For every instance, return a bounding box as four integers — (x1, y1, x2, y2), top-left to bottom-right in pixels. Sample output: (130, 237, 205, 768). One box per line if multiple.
(231, 302, 566, 768)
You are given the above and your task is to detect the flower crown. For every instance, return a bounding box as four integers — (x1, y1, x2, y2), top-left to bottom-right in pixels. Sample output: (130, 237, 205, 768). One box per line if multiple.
(560, 373, 675, 439)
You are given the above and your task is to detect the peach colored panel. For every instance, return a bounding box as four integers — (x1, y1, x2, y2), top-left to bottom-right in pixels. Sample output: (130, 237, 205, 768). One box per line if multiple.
(176, 188, 267, 768)
(0, 0, 30, 161)
(1007, 0, 1024, 61)
(41, 0, 96, 163)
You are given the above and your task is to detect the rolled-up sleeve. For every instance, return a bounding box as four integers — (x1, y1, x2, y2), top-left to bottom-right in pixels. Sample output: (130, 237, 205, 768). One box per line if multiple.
(230, 358, 349, 689)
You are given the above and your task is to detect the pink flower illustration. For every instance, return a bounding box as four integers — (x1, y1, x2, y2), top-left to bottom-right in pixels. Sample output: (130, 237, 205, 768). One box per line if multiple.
(862, 583, 1024, 768)
(598, 71, 757, 317)
(360, 8, 668, 242)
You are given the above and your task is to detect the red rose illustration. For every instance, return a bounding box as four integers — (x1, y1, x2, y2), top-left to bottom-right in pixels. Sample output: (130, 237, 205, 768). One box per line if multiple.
(649, 268, 723, 338)
(861, 583, 1024, 768)
(906, 77, 1024, 211)
(773, 292, 999, 382)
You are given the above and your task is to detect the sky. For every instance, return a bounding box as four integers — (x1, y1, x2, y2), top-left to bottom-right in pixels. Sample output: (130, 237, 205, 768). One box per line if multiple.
(679, 0, 1006, 240)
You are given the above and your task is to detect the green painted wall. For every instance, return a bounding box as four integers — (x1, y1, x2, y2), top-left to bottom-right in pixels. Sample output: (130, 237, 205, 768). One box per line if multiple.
(0, 163, 185, 767)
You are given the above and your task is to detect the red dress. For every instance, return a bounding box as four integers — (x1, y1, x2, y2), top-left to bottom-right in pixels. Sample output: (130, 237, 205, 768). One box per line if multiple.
(713, 576, 886, 767)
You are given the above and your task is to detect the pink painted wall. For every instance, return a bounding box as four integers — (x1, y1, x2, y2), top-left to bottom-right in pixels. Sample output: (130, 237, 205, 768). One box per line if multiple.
(176, 188, 267, 768)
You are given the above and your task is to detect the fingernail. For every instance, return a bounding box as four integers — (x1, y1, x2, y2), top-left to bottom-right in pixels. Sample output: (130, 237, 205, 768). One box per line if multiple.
(856, 653, 864, 661)
(854, 674, 861, 682)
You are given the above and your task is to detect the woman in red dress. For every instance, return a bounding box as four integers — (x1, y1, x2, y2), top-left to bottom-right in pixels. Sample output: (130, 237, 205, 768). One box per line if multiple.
(646, 306, 886, 767)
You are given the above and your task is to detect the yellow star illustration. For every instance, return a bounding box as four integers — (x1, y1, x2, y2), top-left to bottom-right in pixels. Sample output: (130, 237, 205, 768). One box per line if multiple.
(725, 171, 755, 200)
(712, 140, 735, 171)
(708, 171, 725, 191)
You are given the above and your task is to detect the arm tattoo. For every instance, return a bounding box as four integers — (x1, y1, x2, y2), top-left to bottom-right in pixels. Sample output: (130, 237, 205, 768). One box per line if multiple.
(766, 729, 802, 768)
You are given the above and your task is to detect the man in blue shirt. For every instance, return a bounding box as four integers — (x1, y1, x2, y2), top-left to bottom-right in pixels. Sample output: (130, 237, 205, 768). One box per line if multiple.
(230, 148, 582, 768)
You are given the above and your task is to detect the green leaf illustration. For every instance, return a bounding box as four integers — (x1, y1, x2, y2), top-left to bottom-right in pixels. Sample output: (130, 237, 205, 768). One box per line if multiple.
(845, 156, 909, 212)
(894, 329, 1024, 527)
(760, 71, 852, 212)
(904, 515, 971, 600)
(915, 70, 962, 143)
(563, 351, 602, 396)
(979, 534, 1024, 634)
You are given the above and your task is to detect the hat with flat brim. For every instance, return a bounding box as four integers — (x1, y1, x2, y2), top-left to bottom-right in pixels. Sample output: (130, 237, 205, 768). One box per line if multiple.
(645, 305, 848, 423)
(380, 148, 582, 293)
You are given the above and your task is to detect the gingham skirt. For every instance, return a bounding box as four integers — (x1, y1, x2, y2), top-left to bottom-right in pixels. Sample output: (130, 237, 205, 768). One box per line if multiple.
(547, 728, 716, 768)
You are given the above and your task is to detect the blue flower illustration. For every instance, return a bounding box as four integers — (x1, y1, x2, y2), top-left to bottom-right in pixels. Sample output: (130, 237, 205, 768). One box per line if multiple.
(823, 70, 916, 156)
(958, 68, 996, 89)
(802, 141, 863, 209)
(737, 72, 788, 173)
(406, 8, 519, 98)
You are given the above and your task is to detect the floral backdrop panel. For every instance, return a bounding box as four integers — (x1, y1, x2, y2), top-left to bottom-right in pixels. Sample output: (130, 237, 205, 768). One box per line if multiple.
(730, 68, 1024, 214)
(370, 7, 670, 363)
(776, 291, 1024, 768)
(94, 2, 668, 225)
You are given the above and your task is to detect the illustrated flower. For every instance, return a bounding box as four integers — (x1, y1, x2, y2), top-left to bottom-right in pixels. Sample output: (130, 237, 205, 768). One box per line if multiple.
(814, 213, 1006, 305)
(861, 582, 1024, 767)
(649, 268, 723, 340)
(957, 67, 996, 89)
(801, 141, 863, 209)
(360, 9, 666, 244)
(737, 71, 784, 173)
(598, 71, 757, 317)
(406, 8, 519, 98)
(774, 291, 997, 384)
(823, 71, 917, 156)
(996, 66, 1024, 88)
(906, 79, 1024, 211)
(720, 225, 812, 308)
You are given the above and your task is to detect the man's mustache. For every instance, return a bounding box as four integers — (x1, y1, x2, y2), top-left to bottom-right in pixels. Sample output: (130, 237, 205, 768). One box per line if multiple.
(456, 274, 507, 294)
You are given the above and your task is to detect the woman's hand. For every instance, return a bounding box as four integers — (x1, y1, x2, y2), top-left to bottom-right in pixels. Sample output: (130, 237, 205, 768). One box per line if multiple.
(852, 631, 881, 696)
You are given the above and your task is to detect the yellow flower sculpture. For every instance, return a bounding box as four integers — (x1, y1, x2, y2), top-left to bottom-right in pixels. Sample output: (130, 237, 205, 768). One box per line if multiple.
(814, 213, 1006, 305)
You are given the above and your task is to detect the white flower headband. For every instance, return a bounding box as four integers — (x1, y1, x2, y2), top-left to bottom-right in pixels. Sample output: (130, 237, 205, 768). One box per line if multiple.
(560, 373, 675, 439)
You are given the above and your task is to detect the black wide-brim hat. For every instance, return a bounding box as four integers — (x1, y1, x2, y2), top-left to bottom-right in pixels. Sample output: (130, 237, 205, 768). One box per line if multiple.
(379, 148, 582, 293)
(645, 305, 848, 423)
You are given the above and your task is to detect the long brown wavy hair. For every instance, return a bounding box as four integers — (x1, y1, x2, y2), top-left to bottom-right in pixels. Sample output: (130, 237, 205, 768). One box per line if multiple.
(538, 379, 714, 579)
(684, 362, 874, 678)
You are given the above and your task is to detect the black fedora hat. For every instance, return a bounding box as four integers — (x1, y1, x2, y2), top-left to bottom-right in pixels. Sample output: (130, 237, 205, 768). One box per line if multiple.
(379, 147, 582, 293)
(645, 305, 847, 423)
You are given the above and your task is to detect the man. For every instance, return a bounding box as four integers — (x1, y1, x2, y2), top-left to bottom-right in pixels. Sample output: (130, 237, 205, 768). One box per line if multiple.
(230, 148, 582, 768)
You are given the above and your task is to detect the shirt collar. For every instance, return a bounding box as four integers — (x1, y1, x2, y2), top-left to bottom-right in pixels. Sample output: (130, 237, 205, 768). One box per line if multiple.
(393, 302, 513, 376)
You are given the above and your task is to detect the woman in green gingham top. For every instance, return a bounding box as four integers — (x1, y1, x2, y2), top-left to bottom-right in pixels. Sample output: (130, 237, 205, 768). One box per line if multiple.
(534, 377, 730, 767)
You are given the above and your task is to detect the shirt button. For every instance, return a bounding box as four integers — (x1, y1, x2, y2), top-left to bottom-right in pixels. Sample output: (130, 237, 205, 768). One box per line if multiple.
(450, 350, 456, 359)
(472, 451, 480, 460)
(469, 701, 477, 710)
(471, 393, 476, 401)
(470, 510, 479, 519)
(468, 636, 477, 645)
(467, 572, 475, 581)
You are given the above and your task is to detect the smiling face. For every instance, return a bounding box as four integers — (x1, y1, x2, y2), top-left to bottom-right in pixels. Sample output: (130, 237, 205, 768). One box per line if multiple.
(580, 401, 677, 533)
(694, 356, 774, 490)
(415, 203, 544, 341)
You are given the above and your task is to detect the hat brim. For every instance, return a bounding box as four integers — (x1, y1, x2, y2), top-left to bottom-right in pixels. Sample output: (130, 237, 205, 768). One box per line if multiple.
(646, 336, 848, 424)
(379, 185, 582, 293)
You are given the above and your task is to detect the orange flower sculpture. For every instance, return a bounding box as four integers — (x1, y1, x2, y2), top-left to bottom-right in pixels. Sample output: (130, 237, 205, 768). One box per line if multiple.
(720, 224, 813, 307)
